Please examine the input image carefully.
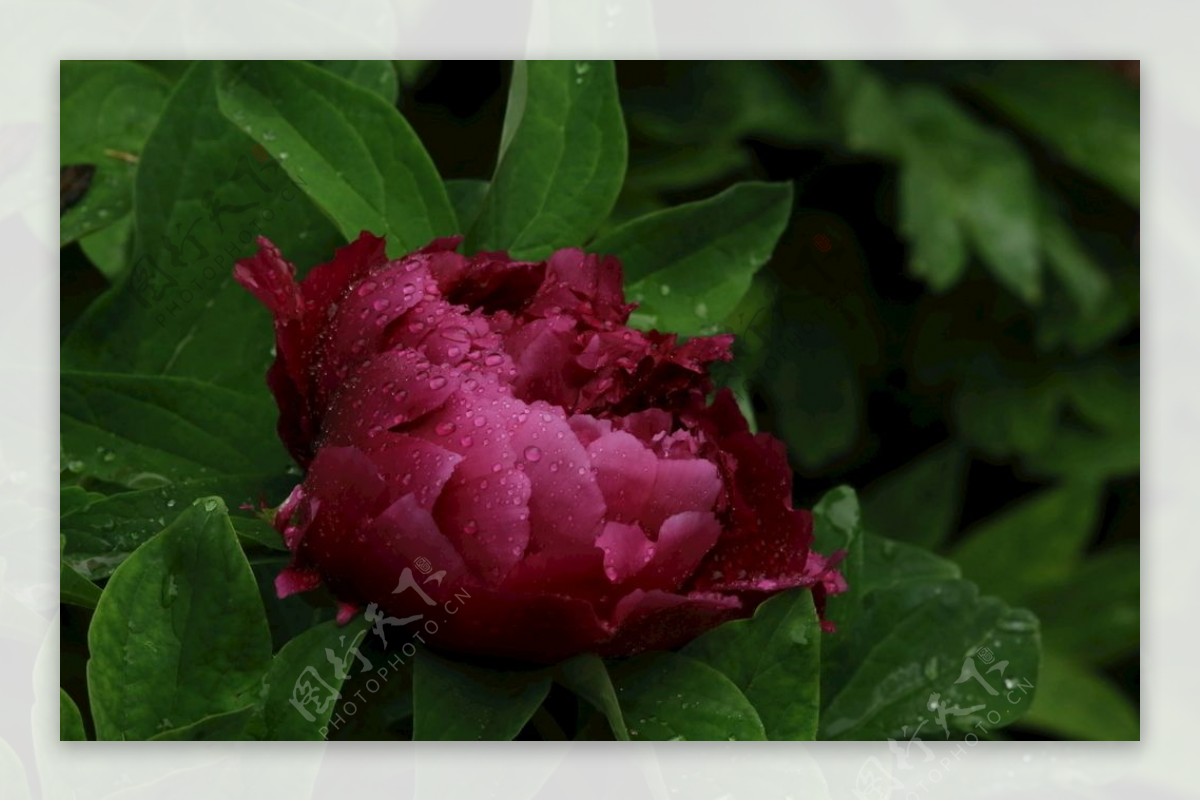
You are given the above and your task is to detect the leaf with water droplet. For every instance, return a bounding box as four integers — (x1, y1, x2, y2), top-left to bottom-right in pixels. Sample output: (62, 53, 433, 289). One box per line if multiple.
(87, 496, 271, 740)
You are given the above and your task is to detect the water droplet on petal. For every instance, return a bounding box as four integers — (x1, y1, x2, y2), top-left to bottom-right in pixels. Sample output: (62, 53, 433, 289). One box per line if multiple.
(523, 446, 542, 463)
(435, 421, 456, 436)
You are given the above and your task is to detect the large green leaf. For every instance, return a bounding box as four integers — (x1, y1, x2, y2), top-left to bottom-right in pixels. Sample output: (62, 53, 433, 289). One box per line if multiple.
(820, 576, 1040, 740)
(60, 371, 288, 489)
(60, 61, 171, 245)
(950, 483, 1102, 604)
(682, 588, 821, 740)
(86, 497, 271, 740)
(814, 489, 1040, 740)
(411, 650, 550, 741)
(1019, 649, 1138, 740)
(61, 472, 294, 580)
(311, 60, 398, 104)
(62, 61, 343, 392)
(60, 690, 87, 741)
(216, 60, 455, 256)
(861, 443, 965, 549)
(610, 651, 766, 741)
(555, 653, 629, 740)
(257, 619, 369, 740)
(590, 182, 793, 336)
(971, 61, 1139, 205)
(467, 60, 627, 258)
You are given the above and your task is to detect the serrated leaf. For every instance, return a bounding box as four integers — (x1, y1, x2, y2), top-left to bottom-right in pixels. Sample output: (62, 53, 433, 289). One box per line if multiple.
(60, 61, 171, 245)
(257, 619, 369, 740)
(312, 60, 398, 104)
(861, 443, 965, 549)
(555, 653, 629, 740)
(1019, 649, 1138, 740)
(683, 588, 821, 740)
(216, 60, 455, 256)
(610, 651, 765, 741)
(412, 650, 550, 741)
(467, 60, 627, 258)
(60, 371, 288, 489)
(971, 61, 1139, 205)
(592, 182, 793, 336)
(61, 472, 294, 580)
(62, 61, 343, 391)
(950, 483, 1103, 604)
(60, 690, 86, 741)
(86, 497, 271, 740)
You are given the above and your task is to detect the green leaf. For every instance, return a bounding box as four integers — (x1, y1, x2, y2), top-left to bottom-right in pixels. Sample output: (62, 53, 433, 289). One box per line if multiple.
(1019, 649, 1138, 740)
(591, 182, 793, 336)
(60, 560, 101, 609)
(412, 650, 550, 740)
(312, 60, 398, 104)
(257, 619, 369, 740)
(897, 87, 1042, 303)
(216, 60, 456, 256)
(610, 652, 765, 741)
(811, 486, 865, 631)
(1027, 544, 1139, 666)
(60, 371, 288, 489)
(683, 588, 821, 740)
(444, 179, 489, 233)
(60, 689, 87, 741)
(62, 61, 343, 391)
(149, 704, 257, 740)
(60, 61, 171, 245)
(950, 483, 1103, 604)
(61, 472, 294, 579)
(971, 61, 1139, 205)
(87, 497, 271, 740)
(898, 152, 969, 290)
(555, 654, 629, 740)
(78, 214, 134, 281)
(813, 490, 1040, 740)
(861, 443, 965, 549)
(467, 60, 627, 258)
(820, 577, 1040, 740)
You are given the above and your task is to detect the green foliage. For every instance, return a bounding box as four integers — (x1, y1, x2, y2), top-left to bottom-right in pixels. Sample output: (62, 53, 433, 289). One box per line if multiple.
(87, 498, 271, 740)
(467, 60, 627, 258)
(59, 59, 1136, 741)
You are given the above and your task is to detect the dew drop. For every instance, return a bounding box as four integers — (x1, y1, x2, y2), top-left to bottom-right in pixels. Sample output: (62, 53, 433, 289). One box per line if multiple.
(523, 446, 543, 463)
(435, 421, 456, 436)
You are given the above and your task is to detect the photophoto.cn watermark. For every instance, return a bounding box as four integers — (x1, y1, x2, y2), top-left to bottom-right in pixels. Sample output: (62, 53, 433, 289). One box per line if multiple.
(285, 556, 471, 738)
(854, 646, 1036, 800)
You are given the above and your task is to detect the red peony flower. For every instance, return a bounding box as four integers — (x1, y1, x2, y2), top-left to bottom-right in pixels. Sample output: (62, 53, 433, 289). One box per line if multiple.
(235, 232, 845, 663)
